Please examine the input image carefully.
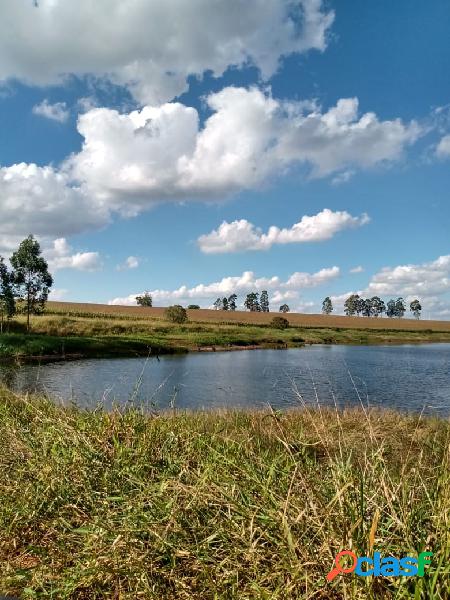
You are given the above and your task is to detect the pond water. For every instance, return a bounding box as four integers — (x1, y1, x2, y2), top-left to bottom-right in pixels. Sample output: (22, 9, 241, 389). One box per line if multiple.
(1, 344, 450, 415)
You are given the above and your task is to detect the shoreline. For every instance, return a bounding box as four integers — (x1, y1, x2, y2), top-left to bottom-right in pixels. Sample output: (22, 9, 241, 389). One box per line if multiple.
(2, 312, 450, 363)
(2, 337, 450, 364)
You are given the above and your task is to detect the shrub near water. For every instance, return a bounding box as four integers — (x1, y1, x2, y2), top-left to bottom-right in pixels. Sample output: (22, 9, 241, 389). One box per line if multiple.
(271, 316, 289, 329)
(0, 386, 448, 599)
(164, 304, 188, 324)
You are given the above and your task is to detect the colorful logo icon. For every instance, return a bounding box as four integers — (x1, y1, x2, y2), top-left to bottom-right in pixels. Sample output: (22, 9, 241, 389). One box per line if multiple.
(327, 550, 433, 581)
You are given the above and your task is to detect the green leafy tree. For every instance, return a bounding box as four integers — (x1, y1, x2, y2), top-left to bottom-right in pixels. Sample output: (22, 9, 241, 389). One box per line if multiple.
(222, 297, 229, 311)
(244, 292, 260, 312)
(0, 257, 15, 333)
(410, 299, 422, 319)
(136, 291, 152, 307)
(386, 299, 396, 318)
(187, 304, 200, 310)
(322, 296, 333, 315)
(395, 297, 406, 318)
(279, 304, 290, 313)
(355, 295, 364, 316)
(10, 236, 53, 332)
(370, 296, 385, 317)
(260, 290, 270, 312)
(164, 305, 188, 323)
(344, 294, 360, 316)
(270, 316, 289, 329)
(213, 298, 222, 310)
(228, 294, 237, 311)
(361, 298, 373, 317)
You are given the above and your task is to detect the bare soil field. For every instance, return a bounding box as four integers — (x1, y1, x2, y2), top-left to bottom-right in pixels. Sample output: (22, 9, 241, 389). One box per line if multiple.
(47, 301, 450, 332)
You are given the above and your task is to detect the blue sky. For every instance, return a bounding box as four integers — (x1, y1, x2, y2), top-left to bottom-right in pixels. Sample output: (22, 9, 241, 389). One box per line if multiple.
(0, 0, 449, 317)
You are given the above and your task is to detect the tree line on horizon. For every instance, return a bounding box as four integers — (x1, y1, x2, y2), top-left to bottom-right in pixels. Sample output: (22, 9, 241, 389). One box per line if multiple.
(212, 292, 290, 313)
(322, 294, 422, 319)
(138, 289, 423, 318)
(137, 290, 291, 313)
(0, 235, 53, 332)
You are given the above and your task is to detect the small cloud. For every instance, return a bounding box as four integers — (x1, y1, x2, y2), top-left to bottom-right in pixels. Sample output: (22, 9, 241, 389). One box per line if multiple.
(117, 256, 140, 271)
(77, 96, 98, 113)
(32, 99, 69, 123)
(46, 238, 102, 272)
(436, 134, 450, 159)
(331, 170, 355, 185)
(350, 265, 364, 274)
(48, 288, 68, 301)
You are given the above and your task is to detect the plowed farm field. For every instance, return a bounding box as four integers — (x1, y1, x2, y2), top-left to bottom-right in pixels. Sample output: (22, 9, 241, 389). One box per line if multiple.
(46, 302, 450, 332)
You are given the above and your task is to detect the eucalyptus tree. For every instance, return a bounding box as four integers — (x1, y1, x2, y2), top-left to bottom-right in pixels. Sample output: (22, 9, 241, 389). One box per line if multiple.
(344, 294, 360, 316)
(10, 236, 53, 332)
(244, 292, 260, 312)
(0, 257, 15, 333)
(386, 299, 396, 318)
(370, 296, 385, 317)
(228, 294, 237, 311)
(136, 292, 152, 307)
(322, 296, 333, 315)
(395, 297, 406, 318)
(260, 290, 270, 312)
(410, 299, 422, 319)
(361, 298, 373, 317)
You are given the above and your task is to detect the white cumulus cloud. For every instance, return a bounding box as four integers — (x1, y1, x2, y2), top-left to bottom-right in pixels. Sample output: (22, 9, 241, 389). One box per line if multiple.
(46, 238, 102, 272)
(350, 265, 364, 274)
(0, 0, 333, 104)
(0, 163, 109, 253)
(366, 255, 450, 298)
(32, 99, 69, 123)
(48, 288, 69, 301)
(198, 209, 369, 253)
(108, 266, 340, 306)
(66, 89, 421, 215)
(331, 255, 450, 319)
(436, 134, 450, 159)
(117, 256, 140, 271)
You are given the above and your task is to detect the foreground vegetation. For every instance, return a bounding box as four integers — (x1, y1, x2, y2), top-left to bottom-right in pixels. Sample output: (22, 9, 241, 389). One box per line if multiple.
(1, 309, 450, 360)
(0, 386, 448, 598)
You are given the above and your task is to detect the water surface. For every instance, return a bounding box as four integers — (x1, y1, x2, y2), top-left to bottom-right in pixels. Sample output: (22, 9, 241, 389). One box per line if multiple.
(1, 344, 449, 415)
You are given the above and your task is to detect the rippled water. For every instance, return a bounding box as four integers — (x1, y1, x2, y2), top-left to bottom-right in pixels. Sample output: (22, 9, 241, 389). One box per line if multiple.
(1, 344, 450, 415)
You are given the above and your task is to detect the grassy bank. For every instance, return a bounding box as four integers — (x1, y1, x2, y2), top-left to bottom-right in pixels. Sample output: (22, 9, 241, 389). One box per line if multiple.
(0, 386, 448, 598)
(0, 331, 183, 361)
(2, 311, 450, 360)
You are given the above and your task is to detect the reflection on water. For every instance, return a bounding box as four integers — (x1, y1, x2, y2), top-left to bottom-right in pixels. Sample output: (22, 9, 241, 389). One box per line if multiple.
(1, 344, 450, 415)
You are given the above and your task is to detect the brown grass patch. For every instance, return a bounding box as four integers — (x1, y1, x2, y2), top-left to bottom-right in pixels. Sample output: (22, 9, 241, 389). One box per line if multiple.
(47, 301, 450, 332)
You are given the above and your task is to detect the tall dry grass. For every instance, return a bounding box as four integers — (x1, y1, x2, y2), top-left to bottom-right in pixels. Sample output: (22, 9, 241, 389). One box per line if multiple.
(0, 385, 448, 598)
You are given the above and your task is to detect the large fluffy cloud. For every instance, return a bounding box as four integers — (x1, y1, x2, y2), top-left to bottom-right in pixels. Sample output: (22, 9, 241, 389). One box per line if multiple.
(198, 209, 370, 253)
(109, 266, 339, 306)
(0, 0, 333, 104)
(0, 163, 108, 253)
(0, 89, 422, 246)
(67, 88, 421, 214)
